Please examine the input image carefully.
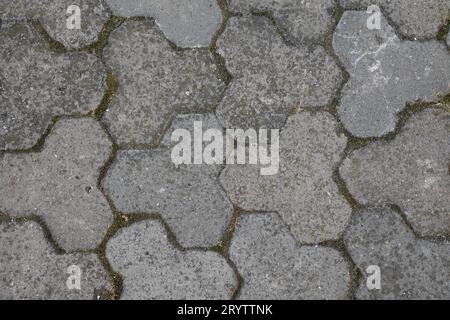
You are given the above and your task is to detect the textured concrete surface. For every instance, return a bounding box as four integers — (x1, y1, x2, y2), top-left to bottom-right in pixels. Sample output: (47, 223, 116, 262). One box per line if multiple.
(339, 0, 450, 39)
(104, 0, 222, 47)
(344, 207, 450, 300)
(103, 114, 232, 248)
(228, 0, 337, 44)
(334, 11, 450, 138)
(106, 220, 237, 299)
(102, 19, 224, 146)
(1, 1, 449, 300)
(340, 109, 450, 238)
(216, 16, 342, 129)
(0, 21, 106, 150)
(0, 0, 110, 49)
(230, 213, 350, 300)
(0, 118, 113, 251)
(0, 221, 112, 299)
(220, 112, 352, 244)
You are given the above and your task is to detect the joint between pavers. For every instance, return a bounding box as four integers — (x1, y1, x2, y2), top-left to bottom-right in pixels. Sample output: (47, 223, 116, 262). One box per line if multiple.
(386, 204, 450, 244)
(210, 0, 233, 86)
(0, 213, 66, 255)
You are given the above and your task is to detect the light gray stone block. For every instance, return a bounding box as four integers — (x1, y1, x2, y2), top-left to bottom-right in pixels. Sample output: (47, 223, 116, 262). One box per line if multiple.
(230, 213, 350, 299)
(216, 16, 343, 130)
(220, 112, 352, 244)
(228, 0, 337, 43)
(106, 220, 237, 299)
(0, 0, 110, 49)
(340, 109, 450, 237)
(0, 118, 113, 251)
(344, 207, 450, 300)
(0, 22, 106, 150)
(102, 19, 225, 146)
(0, 221, 112, 299)
(333, 11, 450, 137)
(104, 0, 222, 47)
(338, 0, 450, 39)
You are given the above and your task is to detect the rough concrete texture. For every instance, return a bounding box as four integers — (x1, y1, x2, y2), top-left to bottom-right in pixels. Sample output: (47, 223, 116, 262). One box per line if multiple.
(106, 220, 237, 299)
(228, 0, 337, 43)
(104, 0, 222, 47)
(340, 109, 450, 238)
(216, 16, 343, 129)
(0, 221, 112, 299)
(1, 1, 448, 300)
(230, 213, 351, 299)
(338, 0, 450, 39)
(334, 11, 450, 138)
(344, 207, 450, 300)
(103, 114, 232, 247)
(0, 118, 113, 251)
(220, 112, 352, 244)
(102, 19, 225, 146)
(0, 21, 106, 150)
(160, 113, 224, 147)
(0, 0, 110, 49)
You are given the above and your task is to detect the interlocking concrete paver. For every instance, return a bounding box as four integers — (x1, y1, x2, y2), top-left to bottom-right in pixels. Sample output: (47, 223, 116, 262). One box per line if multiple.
(103, 113, 233, 248)
(338, 0, 450, 39)
(0, 1, 448, 301)
(344, 207, 450, 300)
(340, 109, 450, 238)
(228, 0, 337, 43)
(0, 0, 110, 49)
(102, 19, 225, 146)
(216, 16, 343, 130)
(0, 22, 106, 150)
(106, 220, 237, 299)
(230, 213, 351, 299)
(0, 221, 112, 299)
(220, 112, 352, 244)
(333, 11, 450, 137)
(0, 118, 113, 251)
(104, 0, 222, 47)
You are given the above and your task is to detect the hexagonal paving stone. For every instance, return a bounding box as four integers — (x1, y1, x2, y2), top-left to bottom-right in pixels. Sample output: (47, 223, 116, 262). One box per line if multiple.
(104, 0, 222, 47)
(220, 112, 352, 244)
(102, 19, 225, 146)
(339, 0, 450, 39)
(340, 109, 450, 238)
(216, 16, 343, 130)
(106, 220, 237, 299)
(344, 207, 450, 300)
(0, 118, 113, 251)
(0, 221, 112, 299)
(102, 113, 233, 248)
(333, 11, 450, 138)
(0, 0, 110, 49)
(230, 213, 351, 299)
(0, 21, 106, 150)
(228, 0, 337, 43)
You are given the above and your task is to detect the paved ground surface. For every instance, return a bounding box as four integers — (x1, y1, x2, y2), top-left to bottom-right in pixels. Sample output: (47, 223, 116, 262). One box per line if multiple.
(0, 0, 449, 300)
